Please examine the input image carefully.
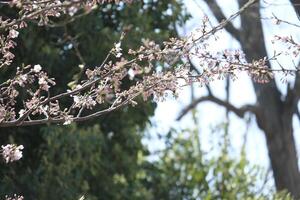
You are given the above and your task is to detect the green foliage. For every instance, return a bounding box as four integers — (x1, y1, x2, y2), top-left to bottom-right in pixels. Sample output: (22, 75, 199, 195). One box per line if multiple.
(144, 124, 292, 200)
(1, 123, 154, 200)
(35, 124, 154, 200)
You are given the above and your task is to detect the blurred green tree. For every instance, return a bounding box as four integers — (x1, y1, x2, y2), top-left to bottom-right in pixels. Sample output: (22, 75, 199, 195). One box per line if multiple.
(144, 124, 292, 200)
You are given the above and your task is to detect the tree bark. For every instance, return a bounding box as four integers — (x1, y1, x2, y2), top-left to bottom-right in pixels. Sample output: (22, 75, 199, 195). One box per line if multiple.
(238, 0, 300, 197)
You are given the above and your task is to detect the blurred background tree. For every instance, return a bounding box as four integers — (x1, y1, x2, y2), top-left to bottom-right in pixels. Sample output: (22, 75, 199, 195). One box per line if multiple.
(139, 122, 291, 200)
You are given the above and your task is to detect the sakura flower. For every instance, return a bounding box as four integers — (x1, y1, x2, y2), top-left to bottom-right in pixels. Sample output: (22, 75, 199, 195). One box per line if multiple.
(38, 76, 50, 91)
(114, 42, 122, 58)
(1, 144, 24, 163)
(271, 17, 281, 25)
(33, 64, 42, 73)
(0, 106, 6, 122)
(116, 52, 122, 58)
(115, 42, 121, 51)
(9, 29, 19, 38)
(18, 109, 25, 117)
(63, 115, 73, 125)
(38, 77, 47, 85)
(73, 95, 80, 104)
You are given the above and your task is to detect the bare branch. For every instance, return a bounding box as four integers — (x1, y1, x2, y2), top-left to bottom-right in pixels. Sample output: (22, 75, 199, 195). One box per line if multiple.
(176, 94, 257, 121)
(203, 0, 241, 42)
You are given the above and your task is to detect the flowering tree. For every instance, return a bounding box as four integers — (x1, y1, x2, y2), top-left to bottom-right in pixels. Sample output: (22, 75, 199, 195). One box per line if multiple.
(0, 0, 299, 199)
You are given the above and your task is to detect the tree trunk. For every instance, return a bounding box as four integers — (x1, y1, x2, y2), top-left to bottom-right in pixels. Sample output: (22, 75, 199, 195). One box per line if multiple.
(262, 112, 300, 196)
(239, 0, 300, 197)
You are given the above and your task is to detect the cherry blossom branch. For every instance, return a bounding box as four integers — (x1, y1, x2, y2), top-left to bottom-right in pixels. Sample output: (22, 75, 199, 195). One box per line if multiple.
(0, 34, 299, 127)
(1, 0, 300, 129)
(261, 14, 300, 28)
(0, 0, 132, 30)
(0, 71, 177, 127)
(188, 0, 257, 47)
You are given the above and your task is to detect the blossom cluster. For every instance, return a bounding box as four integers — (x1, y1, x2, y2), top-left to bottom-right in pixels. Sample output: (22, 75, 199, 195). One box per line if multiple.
(4, 194, 24, 200)
(1, 144, 24, 163)
(1, 0, 132, 27)
(273, 35, 300, 57)
(0, 28, 20, 68)
(0, 64, 56, 124)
